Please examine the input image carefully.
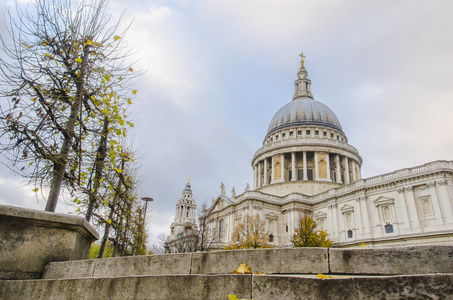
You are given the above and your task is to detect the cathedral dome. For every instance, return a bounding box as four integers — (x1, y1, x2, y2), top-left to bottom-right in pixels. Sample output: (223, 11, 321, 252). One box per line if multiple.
(267, 97, 343, 135)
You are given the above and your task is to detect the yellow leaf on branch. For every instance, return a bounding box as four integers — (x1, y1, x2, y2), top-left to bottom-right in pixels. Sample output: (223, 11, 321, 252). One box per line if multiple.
(114, 35, 121, 41)
(75, 57, 82, 63)
(32, 188, 39, 192)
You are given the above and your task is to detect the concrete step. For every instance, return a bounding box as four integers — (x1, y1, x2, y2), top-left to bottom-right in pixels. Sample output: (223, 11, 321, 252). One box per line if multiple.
(1, 273, 453, 299)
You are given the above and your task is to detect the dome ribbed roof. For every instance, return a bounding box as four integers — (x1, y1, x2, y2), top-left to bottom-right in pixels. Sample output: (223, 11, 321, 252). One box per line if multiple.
(267, 97, 343, 134)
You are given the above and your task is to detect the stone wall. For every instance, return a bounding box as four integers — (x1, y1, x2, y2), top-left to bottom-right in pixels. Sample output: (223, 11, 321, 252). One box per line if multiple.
(0, 204, 98, 280)
(43, 245, 453, 279)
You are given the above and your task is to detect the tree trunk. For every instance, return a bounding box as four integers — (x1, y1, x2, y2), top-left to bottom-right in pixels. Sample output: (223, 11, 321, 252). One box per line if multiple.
(45, 44, 90, 212)
(86, 117, 110, 221)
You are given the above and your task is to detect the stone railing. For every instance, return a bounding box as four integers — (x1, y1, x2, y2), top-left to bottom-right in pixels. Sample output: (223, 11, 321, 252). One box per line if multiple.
(364, 160, 453, 185)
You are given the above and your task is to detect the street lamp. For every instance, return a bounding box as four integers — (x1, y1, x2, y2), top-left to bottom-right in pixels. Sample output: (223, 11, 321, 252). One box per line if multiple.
(141, 197, 153, 223)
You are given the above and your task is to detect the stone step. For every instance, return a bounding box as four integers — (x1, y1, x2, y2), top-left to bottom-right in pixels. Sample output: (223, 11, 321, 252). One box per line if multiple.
(1, 273, 453, 299)
(43, 246, 453, 280)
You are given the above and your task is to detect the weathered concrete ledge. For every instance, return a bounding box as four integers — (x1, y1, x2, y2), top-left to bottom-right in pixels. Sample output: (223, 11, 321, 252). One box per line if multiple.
(0, 274, 252, 300)
(43, 253, 193, 279)
(252, 274, 453, 299)
(0, 204, 98, 280)
(43, 245, 453, 280)
(43, 248, 329, 279)
(1, 274, 452, 299)
(191, 248, 328, 275)
(330, 245, 453, 275)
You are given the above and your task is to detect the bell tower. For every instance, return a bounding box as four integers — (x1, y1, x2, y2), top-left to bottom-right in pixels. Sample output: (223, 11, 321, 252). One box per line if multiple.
(169, 178, 198, 240)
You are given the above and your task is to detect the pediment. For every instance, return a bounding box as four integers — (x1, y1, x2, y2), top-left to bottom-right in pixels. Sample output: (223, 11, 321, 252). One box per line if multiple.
(209, 195, 233, 213)
(315, 211, 327, 219)
(374, 196, 395, 206)
(265, 212, 278, 220)
(341, 204, 354, 213)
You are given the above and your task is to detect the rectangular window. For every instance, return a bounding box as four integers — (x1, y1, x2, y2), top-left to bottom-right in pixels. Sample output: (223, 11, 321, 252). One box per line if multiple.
(306, 130, 310, 135)
(323, 131, 327, 136)
(282, 133, 286, 138)
(275, 135, 278, 140)
(297, 169, 303, 180)
(347, 230, 353, 239)
(385, 224, 394, 234)
(298, 130, 302, 135)
(307, 169, 313, 180)
(285, 225, 289, 232)
(269, 234, 274, 242)
(315, 130, 319, 135)
(289, 131, 293, 136)
(219, 219, 225, 239)
(289, 170, 292, 180)
(421, 198, 433, 216)
(331, 133, 334, 138)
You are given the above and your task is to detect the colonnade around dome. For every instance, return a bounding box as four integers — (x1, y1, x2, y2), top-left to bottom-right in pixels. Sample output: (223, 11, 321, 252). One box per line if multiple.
(252, 125, 362, 196)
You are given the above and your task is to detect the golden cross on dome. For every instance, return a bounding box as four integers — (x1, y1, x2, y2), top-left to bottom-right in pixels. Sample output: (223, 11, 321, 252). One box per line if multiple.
(299, 52, 306, 68)
(188, 177, 190, 184)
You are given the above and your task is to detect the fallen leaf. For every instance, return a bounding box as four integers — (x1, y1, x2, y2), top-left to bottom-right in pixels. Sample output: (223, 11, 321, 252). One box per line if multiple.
(233, 263, 251, 274)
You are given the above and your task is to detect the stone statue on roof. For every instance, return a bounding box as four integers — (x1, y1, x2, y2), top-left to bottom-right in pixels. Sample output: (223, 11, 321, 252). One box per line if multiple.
(220, 182, 225, 196)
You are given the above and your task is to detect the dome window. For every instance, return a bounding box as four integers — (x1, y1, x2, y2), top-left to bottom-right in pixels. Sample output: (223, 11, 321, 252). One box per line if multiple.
(289, 131, 293, 136)
(315, 130, 319, 135)
(323, 131, 327, 137)
(306, 130, 310, 135)
(331, 133, 334, 138)
(298, 130, 302, 136)
(282, 133, 286, 138)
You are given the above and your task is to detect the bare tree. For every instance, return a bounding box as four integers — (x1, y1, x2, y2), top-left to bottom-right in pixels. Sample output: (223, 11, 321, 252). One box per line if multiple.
(150, 233, 168, 255)
(0, 0, 138, 212)
(197, 203, 218, 252)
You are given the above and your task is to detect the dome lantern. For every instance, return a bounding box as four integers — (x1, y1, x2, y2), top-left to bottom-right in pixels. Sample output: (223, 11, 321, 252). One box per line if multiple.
(293, 53, 313, 100)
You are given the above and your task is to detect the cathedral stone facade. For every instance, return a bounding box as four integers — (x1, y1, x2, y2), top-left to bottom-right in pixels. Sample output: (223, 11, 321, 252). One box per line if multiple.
(202, 55, 453, 249)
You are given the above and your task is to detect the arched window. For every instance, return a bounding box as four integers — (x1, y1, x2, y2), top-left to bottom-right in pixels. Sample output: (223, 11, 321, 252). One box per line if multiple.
(219, 219, 225, 239)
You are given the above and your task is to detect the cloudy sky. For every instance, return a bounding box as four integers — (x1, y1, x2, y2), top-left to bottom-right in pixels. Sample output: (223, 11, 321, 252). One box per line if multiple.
(1, 0, 453, 244)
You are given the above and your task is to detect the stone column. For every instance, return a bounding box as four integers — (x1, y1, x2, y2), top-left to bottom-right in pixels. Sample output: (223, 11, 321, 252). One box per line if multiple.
(436, 181, 453, 224)
(291, 152, 296, 181)
(397, 188, 412, 231)
(352, 161, 357, 182)
(326, 154, 331, 181)
(355, 197, 363, 239)
(429, 184, 444, 226)
(264, 159, 268, 185)
(344, 157, 350, 184)
(314, 152, 319, 181)
(258, 162, 262, 188)
(271, 156, 275, 183)
(281, 154, 285, 182)
(406, 187, 421, 231)
(252, 164, 256, 188)
(328, 204, 334, 239)
(303, 151, 308, 181)
(336, 155, 342, 183)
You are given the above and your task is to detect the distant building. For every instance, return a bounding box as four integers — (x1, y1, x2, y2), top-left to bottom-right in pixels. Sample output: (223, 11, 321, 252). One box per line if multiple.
(165, 178, 199, 253)
(202, 55, 453, 249)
